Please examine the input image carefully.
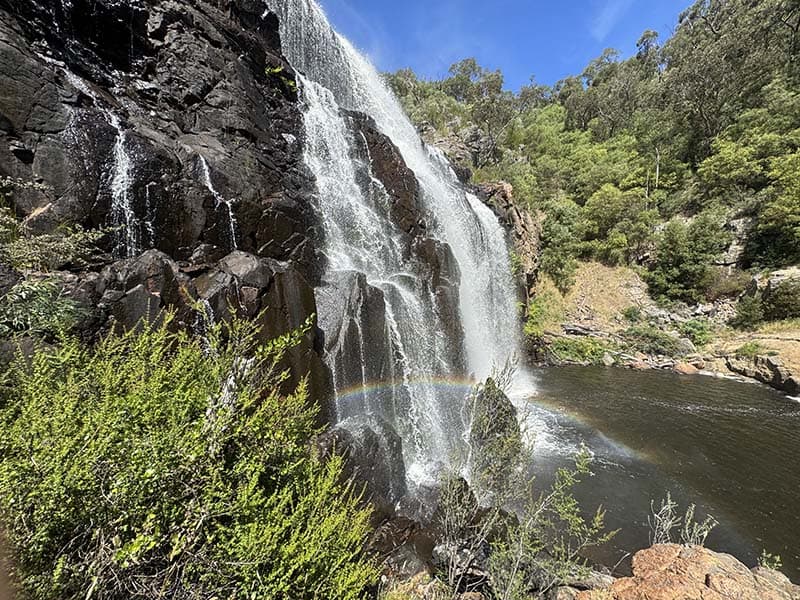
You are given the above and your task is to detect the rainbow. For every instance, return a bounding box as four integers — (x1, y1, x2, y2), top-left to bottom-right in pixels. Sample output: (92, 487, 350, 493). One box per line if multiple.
(334, 377, 479, 404)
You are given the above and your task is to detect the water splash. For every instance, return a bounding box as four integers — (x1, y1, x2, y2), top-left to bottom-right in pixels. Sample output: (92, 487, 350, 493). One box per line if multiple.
(198, 155, 238, 251)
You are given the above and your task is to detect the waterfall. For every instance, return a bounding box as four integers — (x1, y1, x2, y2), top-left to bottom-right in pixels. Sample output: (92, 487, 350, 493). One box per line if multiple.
(63, 70, 139, 258)
(198, 156, 238, 251)
(267, 0, 527, 485)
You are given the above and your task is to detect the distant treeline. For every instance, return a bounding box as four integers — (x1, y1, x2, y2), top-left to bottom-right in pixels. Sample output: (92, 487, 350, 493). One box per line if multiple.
(386, 0, 800, 303)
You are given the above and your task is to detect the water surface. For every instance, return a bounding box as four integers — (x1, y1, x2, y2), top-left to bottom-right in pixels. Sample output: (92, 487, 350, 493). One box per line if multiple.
(520, 367, 800, 578)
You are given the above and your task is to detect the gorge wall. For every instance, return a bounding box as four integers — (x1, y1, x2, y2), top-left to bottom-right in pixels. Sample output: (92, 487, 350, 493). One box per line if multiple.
(0, 0, 333, 406)
(0, 0, 529, 499)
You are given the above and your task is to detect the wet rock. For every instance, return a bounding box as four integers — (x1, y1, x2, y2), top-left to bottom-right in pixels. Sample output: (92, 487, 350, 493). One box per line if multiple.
(346, 111, 423, 238)
(315, 271, 394, 401)
(577, 544, 800, 600)
(475, 181, 541, 306)
(0, 0, 319, 277)
(316, 416, 407, 524)
(466, 378, 521, 490)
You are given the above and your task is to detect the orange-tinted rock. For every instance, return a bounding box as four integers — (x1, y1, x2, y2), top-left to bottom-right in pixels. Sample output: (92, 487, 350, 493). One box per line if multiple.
(674, 362, 700, 375)
(577, 544, 800, 600)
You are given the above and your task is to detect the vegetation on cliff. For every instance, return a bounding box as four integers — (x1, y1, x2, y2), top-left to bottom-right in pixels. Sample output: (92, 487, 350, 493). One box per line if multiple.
(386, 0, 800, 306)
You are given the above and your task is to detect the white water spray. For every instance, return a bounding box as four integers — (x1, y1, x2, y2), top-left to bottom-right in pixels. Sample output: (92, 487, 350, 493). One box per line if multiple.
(198, 155, 238, 251)
(64, 70, 139, 258)
(268, 0, 531, 483)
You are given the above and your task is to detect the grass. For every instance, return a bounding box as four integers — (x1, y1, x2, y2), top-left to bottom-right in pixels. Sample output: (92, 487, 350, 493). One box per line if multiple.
(525, 277, 565, 338)
(757, 318, 800, 334)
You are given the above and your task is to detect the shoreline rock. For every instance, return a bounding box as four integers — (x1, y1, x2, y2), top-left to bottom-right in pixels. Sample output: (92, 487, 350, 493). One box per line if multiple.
(575, 544, 800, 600)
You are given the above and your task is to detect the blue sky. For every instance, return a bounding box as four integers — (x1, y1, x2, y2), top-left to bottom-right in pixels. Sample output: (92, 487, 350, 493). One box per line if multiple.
(317, 0, 692, 90)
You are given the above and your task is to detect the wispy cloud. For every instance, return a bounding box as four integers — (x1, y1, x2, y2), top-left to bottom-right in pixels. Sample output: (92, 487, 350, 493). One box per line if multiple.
(322, 0, 387, 64)
(590, 0, 634, 41)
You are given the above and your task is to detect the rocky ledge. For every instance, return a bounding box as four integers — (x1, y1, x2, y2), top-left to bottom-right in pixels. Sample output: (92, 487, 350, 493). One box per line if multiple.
(575, 544, 800, 600)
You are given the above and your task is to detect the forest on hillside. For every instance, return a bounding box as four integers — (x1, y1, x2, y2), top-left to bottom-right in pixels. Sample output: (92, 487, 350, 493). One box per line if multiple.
(386, 0, 800, 306)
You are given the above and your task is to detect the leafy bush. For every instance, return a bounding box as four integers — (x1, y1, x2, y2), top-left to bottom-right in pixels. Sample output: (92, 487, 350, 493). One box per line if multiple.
(645, 215, 731, 303)
(735, 341, 769, 359)
(0, 316, 377, 599)
(703, 268, 751, 301)
(549, 337, 610, 364)
(0, 279, 83, 338)
(621, 305, 643, 323)
(678, 319, 713, 347)
(488, 450, 616, 599)
(0, 205, 103, 272)
(730, 295, 765, 330)
(759, 550, 784, 572)
(763, 280, 800, 321)
(623, 325, 681, 356)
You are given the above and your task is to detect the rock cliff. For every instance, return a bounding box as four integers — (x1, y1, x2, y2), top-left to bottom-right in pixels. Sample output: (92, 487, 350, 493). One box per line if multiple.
(0, 0, 337, 411)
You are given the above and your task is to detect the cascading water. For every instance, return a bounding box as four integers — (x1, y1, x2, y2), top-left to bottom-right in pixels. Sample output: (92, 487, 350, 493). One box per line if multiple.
(267, 0, 529, 485)
(63, 70, 139, 258)
(198, 156, 239, 251)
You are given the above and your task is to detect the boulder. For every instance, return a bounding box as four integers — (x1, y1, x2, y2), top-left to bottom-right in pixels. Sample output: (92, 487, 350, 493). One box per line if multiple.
(726, 354, 800, 395)
(466, 378, 521, 491)
(674, 362, 700, 375)
(577, 544, 800, 600)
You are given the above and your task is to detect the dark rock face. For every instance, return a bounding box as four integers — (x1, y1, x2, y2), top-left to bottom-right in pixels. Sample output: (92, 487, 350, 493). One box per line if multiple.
(0, 0, 320, 276)
(345, 111, 424, 238)
(316, 415, 407, 524)
(316, 270, 395, 394)
(475, 181, 541, 308)
(0, 263, 20, 298)
(0, 0, 333, 414)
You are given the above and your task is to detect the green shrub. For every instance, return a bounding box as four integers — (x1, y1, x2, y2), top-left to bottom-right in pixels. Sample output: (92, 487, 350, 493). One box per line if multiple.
(622, 305, 643, 323)
(549, 337, 610, 364)
(703, 268, 751, 302)
(0, 203, 103, 273)
(758, 550, 784, 572)
(678, 319, 713, 347)
(730, 295, 765, 330)
(623, 325, 681, 356)
(0, 279, 83, 339)
(524, 285, 564, 339)
(645, 215, 731, 303)
(0, 316, 377, 599)
(735, 341, 774, 358)
(763, 280, 800, 321)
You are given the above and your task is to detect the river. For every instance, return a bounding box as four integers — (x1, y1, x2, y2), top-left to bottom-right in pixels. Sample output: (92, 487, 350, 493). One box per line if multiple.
(518, 367, 800, 579)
